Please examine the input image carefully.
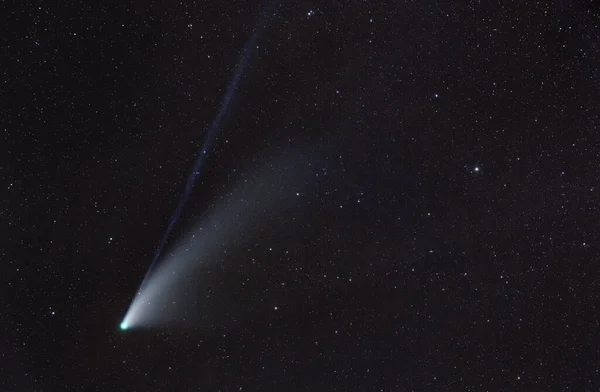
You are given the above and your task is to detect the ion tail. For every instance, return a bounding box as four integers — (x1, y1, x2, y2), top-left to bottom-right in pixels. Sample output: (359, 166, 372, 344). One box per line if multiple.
(139, 6, 272, 289)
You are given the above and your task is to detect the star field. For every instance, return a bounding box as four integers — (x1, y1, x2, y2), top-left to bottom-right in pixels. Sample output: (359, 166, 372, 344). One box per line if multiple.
(2, 1, 600, 390)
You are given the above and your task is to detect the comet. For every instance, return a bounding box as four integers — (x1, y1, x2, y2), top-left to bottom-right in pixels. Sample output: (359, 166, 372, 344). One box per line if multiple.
(120, 7, 275, 331)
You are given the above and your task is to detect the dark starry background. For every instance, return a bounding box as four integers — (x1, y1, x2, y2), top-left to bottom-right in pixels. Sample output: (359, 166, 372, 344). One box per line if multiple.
(2, 0, 600, 390)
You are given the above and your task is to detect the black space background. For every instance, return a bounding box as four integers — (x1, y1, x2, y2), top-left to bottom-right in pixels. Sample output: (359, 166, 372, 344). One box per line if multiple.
(2, 0, 600, 390)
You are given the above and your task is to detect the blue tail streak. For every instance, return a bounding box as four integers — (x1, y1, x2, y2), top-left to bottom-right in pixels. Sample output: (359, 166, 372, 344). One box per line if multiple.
(141, 20, 264, 286)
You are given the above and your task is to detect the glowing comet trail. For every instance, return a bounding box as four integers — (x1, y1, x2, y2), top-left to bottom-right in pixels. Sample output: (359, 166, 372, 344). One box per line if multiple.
(142, 18, 264, 287)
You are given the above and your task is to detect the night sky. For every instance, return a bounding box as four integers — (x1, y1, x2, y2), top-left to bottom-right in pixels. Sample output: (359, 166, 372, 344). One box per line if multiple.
(3, 1, 600, 390)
